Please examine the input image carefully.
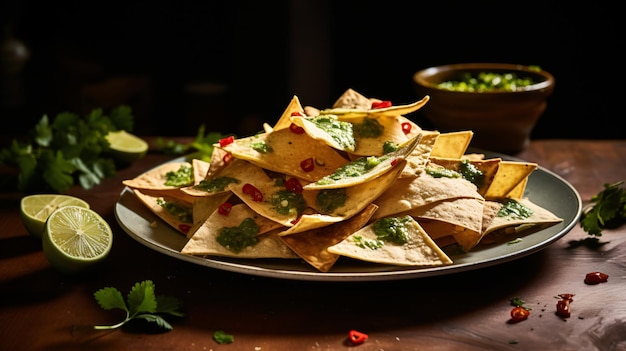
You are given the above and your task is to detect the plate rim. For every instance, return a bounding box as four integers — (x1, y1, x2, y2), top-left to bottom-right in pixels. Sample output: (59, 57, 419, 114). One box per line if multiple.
(114, 149, 582, 282)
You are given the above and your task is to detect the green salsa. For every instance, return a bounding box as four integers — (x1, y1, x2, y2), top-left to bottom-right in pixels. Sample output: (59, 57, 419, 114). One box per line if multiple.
(310, 115, 356, 151)
(252, 141, 273, 154)
(164, 165, 193, 187)
(216, 217, 260, 253)
(352, 117, 384, 138)
(316, 188, 347, 214)
(497, 199, 533, 219)
(316, 155, 386, 185)
(382, 141, 399, 154)
(372, 215, 411, 245)
(156, 198, 193, 223)
(425, 166, 461, 179)
(195, 176, 240, 192)
(270, 190, 307, 216)
(437, 70, 538, 92)
(352, 235, 384, 250)
(458, 159, 484, 188)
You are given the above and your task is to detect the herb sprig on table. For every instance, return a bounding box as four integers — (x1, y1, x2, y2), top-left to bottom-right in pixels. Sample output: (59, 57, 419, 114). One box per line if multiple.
(0, 106, 134, 193)
(580, 181, 626, 236)
(93, 280, 185, 331)
(154, 124, 227, 161)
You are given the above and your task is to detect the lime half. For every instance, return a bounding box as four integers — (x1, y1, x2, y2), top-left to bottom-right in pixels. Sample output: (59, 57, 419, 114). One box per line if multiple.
(20, 194, 90, 239)
(42, 206, 113, 275)
(105, 130, 149, 163)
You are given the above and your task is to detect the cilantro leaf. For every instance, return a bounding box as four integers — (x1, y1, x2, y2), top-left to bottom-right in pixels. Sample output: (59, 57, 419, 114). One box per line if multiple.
(580, 181, 626, 236)
(213, 330, 235, 344)
(93, 280, 184, 331)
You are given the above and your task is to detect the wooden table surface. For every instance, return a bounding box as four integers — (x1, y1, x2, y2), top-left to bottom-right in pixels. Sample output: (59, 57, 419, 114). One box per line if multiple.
(1, 138, 625, 351)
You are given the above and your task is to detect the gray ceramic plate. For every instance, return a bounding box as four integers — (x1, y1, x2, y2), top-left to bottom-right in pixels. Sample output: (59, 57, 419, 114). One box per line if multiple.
(115, 152, 582, 282)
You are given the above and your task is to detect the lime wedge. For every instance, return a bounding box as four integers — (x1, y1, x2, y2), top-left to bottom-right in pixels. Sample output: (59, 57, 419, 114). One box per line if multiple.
(20, 194, 90, 239)
(42, 206, 113, 275)
(105, 130, 149, 163)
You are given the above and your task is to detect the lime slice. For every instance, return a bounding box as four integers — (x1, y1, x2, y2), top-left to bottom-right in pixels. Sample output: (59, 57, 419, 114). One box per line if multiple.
(20, 194, 90, 239)
(42, 206, 113, 275)
(105, 130, 149, 163)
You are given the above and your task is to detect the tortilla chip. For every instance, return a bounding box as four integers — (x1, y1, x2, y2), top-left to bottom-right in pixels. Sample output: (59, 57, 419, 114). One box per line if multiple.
(429, 131, 474, 158)
(133, 188, 194, 236)
(401, 131, 439, 178)
(304, 135, 419, 190)
(483, 198, 563, 237)
(279, 203, 378, 272)
(322, 91, 430, 119)
(189, 192, 233, 237)
(219, 128, 349, 182)
(428, 156, 501, 196)
(267, 95, 305, 132)
(123, 161, 192, 190)
(484, 161, 537, 199)
(181, 158, 252, 197)
(181, 203, 293, 258)
(327, 215, 452, 267)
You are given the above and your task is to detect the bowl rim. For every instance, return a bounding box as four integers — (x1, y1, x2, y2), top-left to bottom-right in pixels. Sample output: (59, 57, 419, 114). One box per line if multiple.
(413, 63, 555, 94)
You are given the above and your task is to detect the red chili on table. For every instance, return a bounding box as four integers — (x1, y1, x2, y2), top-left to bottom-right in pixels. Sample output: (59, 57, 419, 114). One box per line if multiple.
(584, 271, 609, 285)
(556, 293, 575, 318)
(510, 306, 530, 322)
(242, 183, 263, 202)
(348, 330, 368, 345)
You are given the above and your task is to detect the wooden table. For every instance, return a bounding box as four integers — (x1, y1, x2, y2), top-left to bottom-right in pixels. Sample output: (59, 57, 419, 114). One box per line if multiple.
(1, 138, 625, 351)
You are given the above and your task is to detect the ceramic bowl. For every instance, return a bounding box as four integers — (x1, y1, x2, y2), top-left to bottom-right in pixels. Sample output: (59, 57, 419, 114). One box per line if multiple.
(413, 63, 555, 154)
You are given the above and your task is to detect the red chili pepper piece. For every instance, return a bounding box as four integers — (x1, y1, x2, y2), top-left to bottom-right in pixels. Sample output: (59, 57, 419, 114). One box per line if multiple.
(348, 330, 368, 345)
(290, 111, 304, 117)
(218, 202, 232, 215)
(219, 135, 235, 147)
(401, 122, 412, 134)
(242, 183, 263, 202)
(371, 100, 392, 109)
(290, 215, 302, 225)
(510, 306, 530, 322)
(285, 177, 303, 194)
(555, 293, 574, 318)
(300, 158, 315, 172)
(222, 153, 233, 164)
(178, 224, 191, 234)
(289, 123, 305, 134)
(584, 271, 609, 285)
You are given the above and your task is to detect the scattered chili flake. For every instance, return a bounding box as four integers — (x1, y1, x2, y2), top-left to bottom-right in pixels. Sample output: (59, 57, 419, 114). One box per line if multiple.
(285, 177, 303, 194)
(290, 215, 302, 225)
(391, 158, 399, 166)
(219, 135, 235, 147)
(348, 330, 368, 345)
(510, 306, 530, 322)
(289, 122, 305, 134)
(584, 271, 609, 285)
(242, 183, 263, 202)
(371, 100, 392, 109)
(218, 202, 232, 215)
(555, 294, 575, 318)
(291, 111, 304, 117)
(300, 158, 315, 172)
(401, 122, 412, 134)
(222, 152, 233, 164)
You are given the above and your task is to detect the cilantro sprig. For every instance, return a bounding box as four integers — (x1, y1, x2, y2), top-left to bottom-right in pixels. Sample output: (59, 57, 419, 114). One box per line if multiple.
(0, 105, 134, 193)
(580, 181, 626, 236)
(93, 280, 185, 331)
(155, 124, 227, 161)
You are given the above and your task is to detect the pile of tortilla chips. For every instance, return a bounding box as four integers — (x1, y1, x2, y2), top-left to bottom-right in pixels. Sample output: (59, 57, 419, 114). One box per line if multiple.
(122, 89, 563, 272)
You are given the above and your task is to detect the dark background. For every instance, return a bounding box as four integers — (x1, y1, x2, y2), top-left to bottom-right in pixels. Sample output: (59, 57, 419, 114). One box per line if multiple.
(1, 0, 623, 139)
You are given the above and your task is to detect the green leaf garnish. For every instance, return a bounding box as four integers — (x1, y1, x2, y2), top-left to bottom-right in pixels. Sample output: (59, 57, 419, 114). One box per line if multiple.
(580, 181, 626, 236)
(93, 280, 184, 331)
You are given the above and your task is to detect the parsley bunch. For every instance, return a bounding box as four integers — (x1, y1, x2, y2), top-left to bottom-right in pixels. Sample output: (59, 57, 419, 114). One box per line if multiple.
(0, 106, 133, 193)
(580, 181, 626, 236)
(93, 280, 185, 331)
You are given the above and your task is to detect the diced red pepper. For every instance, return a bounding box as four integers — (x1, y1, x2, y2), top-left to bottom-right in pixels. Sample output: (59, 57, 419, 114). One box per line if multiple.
(391, 158, 399, 166)
(218, 202, 232, 215)
(510, 306, 530, 322)
(371, 100, 392, 109)
(290, 215, 302, 225)
(285, 177, 303, 194)
(289, 123, 305, 134)
(178, 224, 191, 234)
(290, 111, 304, 117)
(222, 152, 233, 164)
(348, 330, 368, 345)
(219, 135, 235, 147)
(584, 271, 609, 285)
(556, 293, 574, 318)
(401, 122, 412, 134)
(242, 183, 263, 202)
(300, 158, 315, 172)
